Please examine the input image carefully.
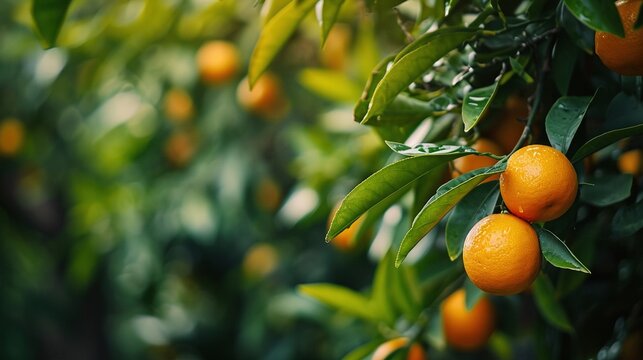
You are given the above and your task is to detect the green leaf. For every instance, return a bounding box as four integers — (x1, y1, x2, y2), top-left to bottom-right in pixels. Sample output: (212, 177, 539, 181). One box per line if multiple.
(31, 0, 72, 48)
(371, 252, 397, 324)
(545, 95, 594, 154)
(261, 0, 292, 24)
(249, 0, 317, 86)
(298, 68, 362, 103)
(326, 154, 463, 241)
(612, 200, 643, 238)
(363, 94, 457, 126)
(551, 33, 579, 95)
(464, 278, 485, 311)
(562, 0, 624, 37)
(318, 0, 346, 43)
(363, 29, 479, 122)
(533, 274, 574, 333)
(355, 54, 395, 123)
(580, 173, 633, 207)
(534, 226, 590, 273)
(342, 341, 380, 360)
(394, 27, 475, 62)
(462, 81, 501, 132)
(298, 284, 380, 322)
(570, 123, 643, 163)
(557, 4, 594, 54)
(391, 264, 422, 321)
(411, 164, 448, 220)
(396, 162, 507, 266)
(557, 219, 604, 297)
(605, 92, 643, 130)
(386, 142, 477, 157)
(445, 182, 500, 261)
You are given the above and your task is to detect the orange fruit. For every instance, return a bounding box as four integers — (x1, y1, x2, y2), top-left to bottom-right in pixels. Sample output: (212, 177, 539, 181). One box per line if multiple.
(255, 177, 283, 212)
(451, 138, 503, 182)
(595, 0, 643, 76)
(489, 95, 529, 154)
(328, 204, 365, 251)
(320, 24, 351, 71)
(164, 131, 197, 168)
(441, 289, 495, 351)
(196, 41, 240, 84)
(618, 149, 642, 176)
(500, 145, 578, 222)
(242, 243, 279, 279)
(0, 118, 25, 156)
(163, 88, 194, 123)
(371, 337, 426, 360)
(237, 73, 289, 121)
(463, 213, 541, 295)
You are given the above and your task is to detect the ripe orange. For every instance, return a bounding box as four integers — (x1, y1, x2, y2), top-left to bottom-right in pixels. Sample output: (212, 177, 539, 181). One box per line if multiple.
(320, 23, 351, 71)
(500, 145, 578, 222)
(255, 177, 283, 213)
(0, 118, 25, 156)
(196, 41, 240, 84)
(595, 0, 643, 76)
(618, 149, 642, 176)
(237, 73, 289, 121)
(163, 88, 194, 123)
(441, 289, 495, 351)
(242, 243, 279, 279)
(164, 131, 197, 168)
(328, 204, 365, 251)
(451, 138, 503, 182)
(489, 95, 529, 154)
(463, 213, 541, 295)
(371, 337, 426, 360)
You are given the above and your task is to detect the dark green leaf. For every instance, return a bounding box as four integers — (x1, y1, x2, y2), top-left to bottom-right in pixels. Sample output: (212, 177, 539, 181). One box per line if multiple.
(551, 33, 579, 95)
(319, 0, 346, 43)
(249, 0, 317, 86)
(392, 265, 422, 320)
(363, 29, 479, 121)
(371, 252, 397, 324)
(396, 162, 507, 266)
(462, 82, 500, 132)
(298, 284, 380, 322)
(355, 54, 395, 123)
(31, 0, 72, 48)
(326, 154, 463, 241)
(534, 226, 590, 273)
(532, 274, 574, 333)
(605, 93, 643, 130)
(464, 278, 485, 311)
(557, 218, 604, 297)
(386, 142, 477, 157)
(562, 0, 624, 36)
(445, 182, 499, 261)
(580, 173, 633, 207)
(612, 200, 643, 237)
(557, 4, 594, 54)
(363, 94, 457, 126)
(570, 123, 643, 163)
(411, 164, 448, 220)
(545, 95, 594, 154)
(394, 26, 474, 62)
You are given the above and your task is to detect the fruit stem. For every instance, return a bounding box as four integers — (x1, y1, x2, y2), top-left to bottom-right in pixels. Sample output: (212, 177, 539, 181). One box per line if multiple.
(508, 35, 555, 155)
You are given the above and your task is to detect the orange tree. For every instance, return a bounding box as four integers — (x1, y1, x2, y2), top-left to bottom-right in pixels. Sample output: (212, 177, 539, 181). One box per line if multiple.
(20, 0, 643, 358)
(237, 0, 643, 359)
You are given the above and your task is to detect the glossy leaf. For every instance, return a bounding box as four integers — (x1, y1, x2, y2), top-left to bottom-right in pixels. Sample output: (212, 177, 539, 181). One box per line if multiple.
(363, 94, 457, 126)
(318, 0, 346, 43)
(342, 341, 380, 360)
(570, 123, 643, 163)
(396, 162, 507, 266)
(462, 82, 500, 132)
(394, 27, 476, 62)
(299, 68, 362, 103)
(249, 0, 317, 86)
(533, 274, 574, 333)
(326, 154, 464, 241)
(362, 29, 479, 122)
(551, 33, 579, 95)
(411, 164, 448, 220)
(612, 200, 643, 237)
(261, 0, 292, 24)
(445, 182, 499, 260)
(605, 92, 643, 130)
(298, 284, 380, 322)
(464, 278, 485, 311)
(355, 54, 395, 123)
(534, 226, 590, 273)
(545, 95, 594, 154)
(557, 219, 604, 297)
(387, 142, 477, 157)
(31, 0, 72, 48)
(371, 252, 397, 325)
(562, 0, 623, 36)
(580, 174, 633, 207)
(391, 262, 422, 320)
(557, 3, 594, 54)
